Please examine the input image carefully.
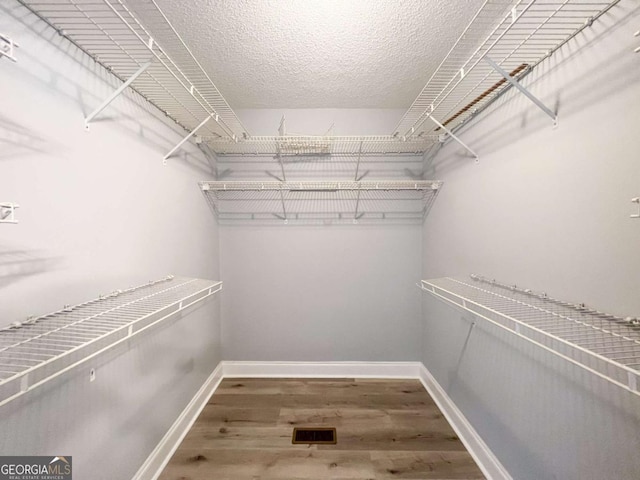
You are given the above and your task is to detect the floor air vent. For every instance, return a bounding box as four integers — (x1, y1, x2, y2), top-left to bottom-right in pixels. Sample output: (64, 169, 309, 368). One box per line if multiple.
(292, 427, 337, 444)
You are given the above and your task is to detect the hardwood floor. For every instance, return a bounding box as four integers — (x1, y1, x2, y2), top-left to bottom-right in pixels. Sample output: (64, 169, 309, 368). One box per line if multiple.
(158, 378, 485, 480)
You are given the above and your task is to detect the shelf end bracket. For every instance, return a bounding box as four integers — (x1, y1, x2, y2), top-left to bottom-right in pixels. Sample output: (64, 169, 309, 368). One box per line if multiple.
(631, 197, 639, 219)
(0, 203, 19, 224)
(0, 33, 19, 62)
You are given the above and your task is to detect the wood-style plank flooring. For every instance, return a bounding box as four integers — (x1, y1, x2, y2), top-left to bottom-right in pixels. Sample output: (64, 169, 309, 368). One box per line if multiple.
(158, 378, 485, 480)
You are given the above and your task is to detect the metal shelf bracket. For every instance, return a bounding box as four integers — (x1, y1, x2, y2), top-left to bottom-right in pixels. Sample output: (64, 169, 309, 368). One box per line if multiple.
(279, 189, 288, 224)
(354, 140, 364, 181)
(85, 60, 153, 130)
(0, 203, 19, 224)
(276, 115, 288, 182)
(485, 56, 558, 127)
(631, 197, 639, 218)
(426, 111, 479, 162)
(163, 114, 214, 164)
(0, 33, 19, 62)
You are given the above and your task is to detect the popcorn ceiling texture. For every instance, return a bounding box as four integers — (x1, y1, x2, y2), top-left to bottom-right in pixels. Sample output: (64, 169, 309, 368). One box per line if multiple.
(154, 0, 485, 109)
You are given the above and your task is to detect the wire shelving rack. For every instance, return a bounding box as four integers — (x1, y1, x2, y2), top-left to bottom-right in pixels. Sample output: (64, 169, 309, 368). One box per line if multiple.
(395, 0, 620, 140)
(0, 275, 222, 407)
(207, 135, 439, 157)
(420, 274, 640, 396)
(18, 1, 442, 158)
(20, 1, 620, 160)
(200, 180, 443, 224)
(20, 0, 248, 141)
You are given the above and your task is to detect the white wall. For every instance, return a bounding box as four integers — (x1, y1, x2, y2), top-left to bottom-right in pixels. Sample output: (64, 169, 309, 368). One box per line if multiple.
(221, 224, 422, 361)
(421, 3, 640, 479)
(0, 3, 221, 479)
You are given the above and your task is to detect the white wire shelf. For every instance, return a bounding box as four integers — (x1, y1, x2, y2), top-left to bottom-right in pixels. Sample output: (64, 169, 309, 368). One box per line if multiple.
(20, 0, 248, 141)
(200, 180, 443, 225)
(396, 0, 619, 139)
(420, 274, 640, 396)
(21, 0, 619, 157)
(206, 135, 440, 157)
(0, 275, 222, 407)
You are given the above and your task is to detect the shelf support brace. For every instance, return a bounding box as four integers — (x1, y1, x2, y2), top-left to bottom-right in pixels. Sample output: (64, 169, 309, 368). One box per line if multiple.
(353, 189, 362, 224)
(0, 33, 19, 62)
(485, 56, 558, 126)
(278, 115, 286, 136)
(276, 154, 287, 182)
(85, 60, 152, 130)
(279, 189, 288, 224)
(164, 114, 213, 164)
(354, 140, 363, 181)
(426, 113, 479, 162)
(0, 203, 19, 224)
(276, 115, 287, 182)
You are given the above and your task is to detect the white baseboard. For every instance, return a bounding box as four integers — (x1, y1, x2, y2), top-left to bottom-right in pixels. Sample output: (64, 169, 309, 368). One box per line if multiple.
(221, 360, 422, 378)
(132, 362, 224, 480)
(134, 361, 509, 480)
(417, 364, 512, 480)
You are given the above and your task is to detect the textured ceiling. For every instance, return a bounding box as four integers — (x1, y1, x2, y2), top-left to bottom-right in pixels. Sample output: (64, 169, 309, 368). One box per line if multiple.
(153, 0, 486, 109)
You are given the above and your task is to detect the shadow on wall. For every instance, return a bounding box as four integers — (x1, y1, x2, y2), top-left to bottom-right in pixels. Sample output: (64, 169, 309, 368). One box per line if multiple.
(0, 114, 62, 161)
(0, 245, 62, 291)
(1, 2, 214, 176)
(424, 3, 640, 178)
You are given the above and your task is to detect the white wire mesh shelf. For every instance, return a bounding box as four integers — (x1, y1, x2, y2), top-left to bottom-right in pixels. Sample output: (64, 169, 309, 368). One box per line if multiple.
(21, 0, 620, 155)
(0, 275, 222, 407)
(206, 135, 440, 157)
(420, 274, 640, 396)
(396, 0, 619, 139)
(200, 180, 443, 225)
(20, 0, 248, 141)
